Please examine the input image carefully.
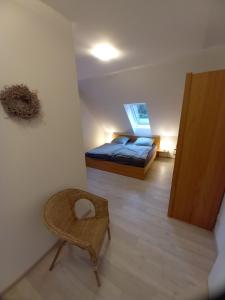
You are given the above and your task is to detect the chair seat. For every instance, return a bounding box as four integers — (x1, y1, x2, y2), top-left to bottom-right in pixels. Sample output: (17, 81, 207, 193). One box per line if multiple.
(44, 189, 110, 286)
(68, 216, 109, 255)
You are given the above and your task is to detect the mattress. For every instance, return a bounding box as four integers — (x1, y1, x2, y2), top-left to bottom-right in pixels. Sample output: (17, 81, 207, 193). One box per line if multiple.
(85, 143, 156, 167)
(85, 143, 122, 160)
(112, 143, 156, 167)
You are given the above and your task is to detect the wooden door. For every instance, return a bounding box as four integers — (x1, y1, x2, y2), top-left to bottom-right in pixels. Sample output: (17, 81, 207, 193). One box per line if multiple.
(168, 70, 225, 230)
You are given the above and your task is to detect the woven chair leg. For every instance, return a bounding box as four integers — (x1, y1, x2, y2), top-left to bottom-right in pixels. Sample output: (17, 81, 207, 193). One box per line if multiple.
(107, 226, 111, 241)
(92, 263, 101, 287)
(49, 240, 66, 271)
(89, 252, 101, 287)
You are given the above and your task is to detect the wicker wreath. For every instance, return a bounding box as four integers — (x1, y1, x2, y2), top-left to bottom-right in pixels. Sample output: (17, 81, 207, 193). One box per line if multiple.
(0, 84, 40, 119)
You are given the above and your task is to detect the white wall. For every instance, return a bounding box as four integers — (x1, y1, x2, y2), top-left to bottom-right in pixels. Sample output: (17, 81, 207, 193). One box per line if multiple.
(215, 194, 225, 253)
(0, 0, 86, 293)
(80, 93, 104, 151)
(79, 46, 225, 150)
(208, 193, 225, 298)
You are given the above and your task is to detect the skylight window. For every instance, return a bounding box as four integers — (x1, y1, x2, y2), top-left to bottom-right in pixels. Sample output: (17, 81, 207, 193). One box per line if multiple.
(130, 103, 149, 126)
(124, 103, 151, 135)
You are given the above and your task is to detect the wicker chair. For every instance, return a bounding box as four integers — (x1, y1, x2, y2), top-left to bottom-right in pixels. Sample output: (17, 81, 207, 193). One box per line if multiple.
(43, 188, 111, 286)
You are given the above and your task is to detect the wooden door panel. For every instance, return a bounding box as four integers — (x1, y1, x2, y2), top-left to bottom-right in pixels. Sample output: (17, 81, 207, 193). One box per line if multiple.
(168, 70, 225, 230)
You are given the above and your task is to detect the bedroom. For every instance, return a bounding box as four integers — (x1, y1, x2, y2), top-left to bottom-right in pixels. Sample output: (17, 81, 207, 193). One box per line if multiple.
(1, 1, 225, 300)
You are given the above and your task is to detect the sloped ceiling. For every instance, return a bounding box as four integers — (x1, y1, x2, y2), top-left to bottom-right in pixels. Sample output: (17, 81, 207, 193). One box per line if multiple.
(42, 0, 225, 148)
(79, 46, 225, 138)
(42, 0, 225, 80)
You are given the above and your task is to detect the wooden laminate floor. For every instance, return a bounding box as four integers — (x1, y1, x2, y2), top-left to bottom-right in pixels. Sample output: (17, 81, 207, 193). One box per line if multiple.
(3, 158, 216, 300)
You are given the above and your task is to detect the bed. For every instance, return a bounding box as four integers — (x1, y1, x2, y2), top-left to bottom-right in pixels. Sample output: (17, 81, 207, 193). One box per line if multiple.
(85, 133, 160, 180)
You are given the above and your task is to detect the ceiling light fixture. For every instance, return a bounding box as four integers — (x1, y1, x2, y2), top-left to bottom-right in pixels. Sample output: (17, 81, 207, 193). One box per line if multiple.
(90, 43, 120, 62)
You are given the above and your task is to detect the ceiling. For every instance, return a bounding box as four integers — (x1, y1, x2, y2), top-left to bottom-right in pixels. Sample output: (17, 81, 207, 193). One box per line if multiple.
(42, 0, 225, 80)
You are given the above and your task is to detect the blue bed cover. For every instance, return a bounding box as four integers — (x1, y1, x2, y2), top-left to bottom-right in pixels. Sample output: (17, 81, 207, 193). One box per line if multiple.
(85, 143, 156, 167)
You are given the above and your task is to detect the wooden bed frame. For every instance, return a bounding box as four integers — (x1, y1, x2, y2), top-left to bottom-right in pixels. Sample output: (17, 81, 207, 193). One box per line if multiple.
(85, 133, 160, 180)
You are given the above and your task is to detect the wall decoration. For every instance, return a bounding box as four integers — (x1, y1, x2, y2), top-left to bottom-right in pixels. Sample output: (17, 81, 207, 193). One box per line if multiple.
(0, 84, 40, 119)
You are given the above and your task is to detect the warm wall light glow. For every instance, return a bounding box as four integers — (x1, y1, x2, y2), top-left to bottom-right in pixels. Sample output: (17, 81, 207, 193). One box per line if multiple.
(104, 132, 113, 143)
(104, 128, 115, 143)
(160, 137, 174, 151)
(159, 129, 177, 154)
(90, 43, 120, 61)
(160, 136, 177, 152)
